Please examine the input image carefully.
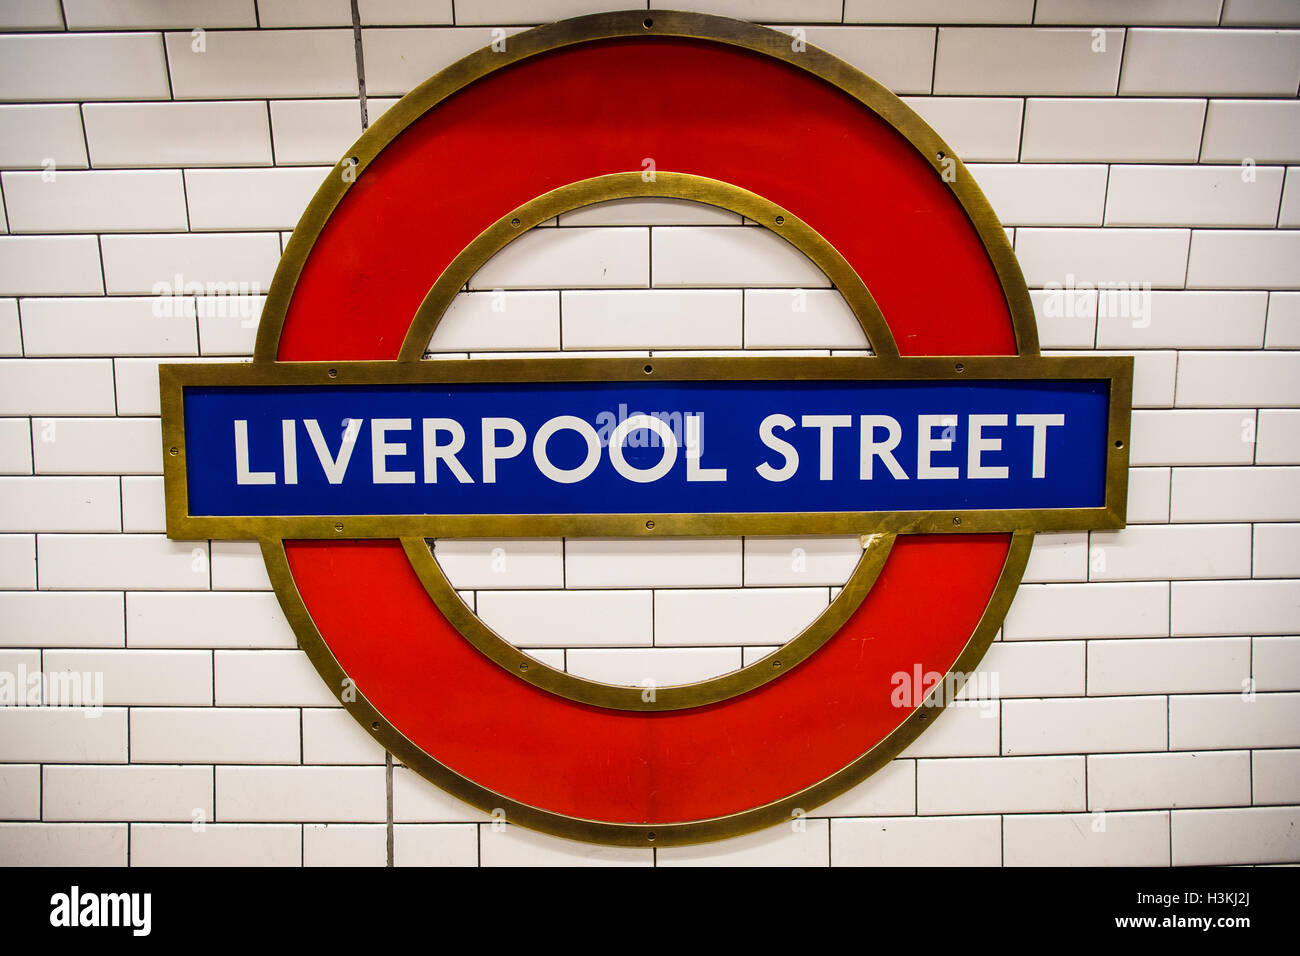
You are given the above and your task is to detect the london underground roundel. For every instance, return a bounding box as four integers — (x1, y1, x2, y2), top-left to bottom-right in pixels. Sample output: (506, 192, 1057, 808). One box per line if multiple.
(160, 11, 1132, 845)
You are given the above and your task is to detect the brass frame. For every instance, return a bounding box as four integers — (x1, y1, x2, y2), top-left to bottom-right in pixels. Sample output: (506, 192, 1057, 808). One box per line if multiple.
(161, 354, 1133, 542)
(154, 9, 1137, 844)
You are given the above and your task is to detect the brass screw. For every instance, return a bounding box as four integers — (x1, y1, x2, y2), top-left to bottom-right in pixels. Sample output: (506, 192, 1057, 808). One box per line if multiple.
(952, 516, 962, 526)
(168, 446, 179, 456)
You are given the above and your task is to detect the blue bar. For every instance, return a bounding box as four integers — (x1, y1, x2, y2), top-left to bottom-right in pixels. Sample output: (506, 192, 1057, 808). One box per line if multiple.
(182, 379, 1110, 517)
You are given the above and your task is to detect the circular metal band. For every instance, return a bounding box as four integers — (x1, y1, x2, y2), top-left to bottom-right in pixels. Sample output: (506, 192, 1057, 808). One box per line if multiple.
(251, 9, 1039, 363)
(398, 171, 903, 711)
(405, 534, 896, 711)
(398, 172, 896, 360)
(253, 9, 1041, 845)
(265, 531, 1032, 846)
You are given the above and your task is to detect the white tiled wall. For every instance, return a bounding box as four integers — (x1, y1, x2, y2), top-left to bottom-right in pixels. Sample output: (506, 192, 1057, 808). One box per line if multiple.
(0, 0, 1297, 868)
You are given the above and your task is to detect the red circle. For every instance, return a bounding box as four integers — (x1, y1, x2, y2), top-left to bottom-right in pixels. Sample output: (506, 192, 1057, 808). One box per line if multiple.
(278, 37, 1014, 825)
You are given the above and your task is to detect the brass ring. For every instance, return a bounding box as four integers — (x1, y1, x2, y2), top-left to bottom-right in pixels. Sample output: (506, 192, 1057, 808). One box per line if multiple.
(404, 533, 896, 711)
(252, 9, 1043, 845)
(397, 171, 895, 360)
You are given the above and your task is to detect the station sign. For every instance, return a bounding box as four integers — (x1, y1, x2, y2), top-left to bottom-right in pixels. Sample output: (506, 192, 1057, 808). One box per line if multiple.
(161, 10, 1131, 846)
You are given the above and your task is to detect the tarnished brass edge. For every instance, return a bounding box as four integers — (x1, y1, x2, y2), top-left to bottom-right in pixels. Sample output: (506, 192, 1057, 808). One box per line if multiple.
(169, 353, 1131, 386)
(160, 353, 1132, 541)
(158, 363, 189, 543)
(1105, 357, 1134, 525)
(401, 533, 896, 712)
(171, 509, 1121, 541)
(250, 10, 1039, 365)
(261, 530, 1033, 847)
(396, 172, 896, 360)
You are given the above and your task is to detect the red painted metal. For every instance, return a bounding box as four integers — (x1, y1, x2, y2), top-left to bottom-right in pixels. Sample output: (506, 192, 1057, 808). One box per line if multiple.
(277, 37, 1014, 825)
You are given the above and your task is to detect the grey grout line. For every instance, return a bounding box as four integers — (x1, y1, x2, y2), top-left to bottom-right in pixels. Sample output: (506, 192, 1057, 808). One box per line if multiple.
(263, 101, 277, 167)
(1196, 99, 1211, 163)
(385, 751, 394, 867)
(1112, 27, 1128, 96)
(927, 26, 938, 95)
(157, 30, 174, 101)
(350, 0, 369, 131)
(11, 20, 1292, 33)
